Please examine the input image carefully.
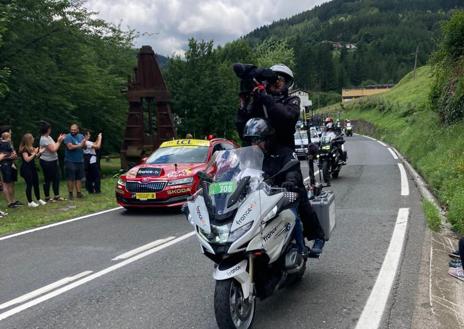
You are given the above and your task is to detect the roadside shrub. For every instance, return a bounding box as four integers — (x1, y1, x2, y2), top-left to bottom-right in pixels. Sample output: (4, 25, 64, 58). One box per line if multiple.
(447, 188, 464, 233)
(422, 200, 441, 232)
(430, 11, 464, 124)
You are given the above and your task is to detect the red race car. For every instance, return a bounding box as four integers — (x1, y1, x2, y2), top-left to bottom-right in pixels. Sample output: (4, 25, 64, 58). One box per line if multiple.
(116, 138, 237, 209)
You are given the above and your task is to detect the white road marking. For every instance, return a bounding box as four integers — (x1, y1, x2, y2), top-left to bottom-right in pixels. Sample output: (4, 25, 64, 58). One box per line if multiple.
(355, 208, 410, 329)
(387, 148, 398, 160)
(377, 140, 388, 147)
(112, 236, 176, 261)
(398, 163, 410, 196)
(0, 207, 122, 242)
(0, 271, 92, 310)
(0, 231, 195, 322)
(364, 135, 377, 141)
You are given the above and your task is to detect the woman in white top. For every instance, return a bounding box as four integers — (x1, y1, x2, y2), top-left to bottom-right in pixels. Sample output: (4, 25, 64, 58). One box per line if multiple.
(83, 131, 102, 193)
(39, 121, 66, 201)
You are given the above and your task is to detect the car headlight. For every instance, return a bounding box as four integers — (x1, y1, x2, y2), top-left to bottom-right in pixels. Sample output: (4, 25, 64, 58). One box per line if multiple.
(117, 177, 126, 187)
(199, 224, 230, 244)
(168, 177, 194, 186)
(228, 222, 253, 242)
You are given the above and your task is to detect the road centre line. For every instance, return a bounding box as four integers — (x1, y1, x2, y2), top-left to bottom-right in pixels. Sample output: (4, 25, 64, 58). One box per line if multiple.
(387, 148, 399, 160)
(0, 207, 122, 242)
(112, 236, 176, 261)
(398, 163, 410, 196)
(0, 271, 92, 310)
(0, 231, 195, 322)
(355, 208, 410, 329)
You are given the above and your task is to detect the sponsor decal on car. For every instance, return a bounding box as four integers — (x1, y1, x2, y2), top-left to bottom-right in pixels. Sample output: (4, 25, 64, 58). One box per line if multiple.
(167, 187, 191, 195)
(161, 139, 209, 148)
(137, 167, 161, 177)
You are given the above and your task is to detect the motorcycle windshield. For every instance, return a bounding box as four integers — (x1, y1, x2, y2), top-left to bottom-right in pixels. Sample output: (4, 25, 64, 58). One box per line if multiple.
(205, 146, 264, 217)
(321, 135, 333, 145)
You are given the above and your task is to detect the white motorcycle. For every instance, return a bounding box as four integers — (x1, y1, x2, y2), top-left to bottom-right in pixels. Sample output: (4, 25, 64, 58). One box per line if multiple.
(184, 146, 334, 329)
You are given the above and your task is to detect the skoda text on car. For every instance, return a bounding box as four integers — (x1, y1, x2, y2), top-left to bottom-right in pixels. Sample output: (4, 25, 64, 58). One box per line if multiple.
(116, 138, 237, 209)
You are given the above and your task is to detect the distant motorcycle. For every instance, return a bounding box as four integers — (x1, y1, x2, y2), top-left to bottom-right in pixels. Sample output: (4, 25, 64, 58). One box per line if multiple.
(318, 133, 346, 185)
(345, 122, 353, 137)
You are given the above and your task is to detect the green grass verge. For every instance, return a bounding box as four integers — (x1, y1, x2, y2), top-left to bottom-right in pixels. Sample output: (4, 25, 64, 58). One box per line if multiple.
(0, 160, 121, 236)
(319, 66, 464, 234)
(422, 200, 442, 232)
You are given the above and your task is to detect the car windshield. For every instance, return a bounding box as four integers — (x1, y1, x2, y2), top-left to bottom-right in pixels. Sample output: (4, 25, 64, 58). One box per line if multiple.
(146, 146, 209, 164)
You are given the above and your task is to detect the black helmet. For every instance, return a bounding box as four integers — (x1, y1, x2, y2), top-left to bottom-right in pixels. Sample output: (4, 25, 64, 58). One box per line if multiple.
(243, 118, 275, 143)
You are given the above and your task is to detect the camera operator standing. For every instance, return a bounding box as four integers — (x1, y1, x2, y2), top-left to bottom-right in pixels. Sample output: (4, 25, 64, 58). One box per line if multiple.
(236, 64, 300, 148)
(234, 63, 326, 256)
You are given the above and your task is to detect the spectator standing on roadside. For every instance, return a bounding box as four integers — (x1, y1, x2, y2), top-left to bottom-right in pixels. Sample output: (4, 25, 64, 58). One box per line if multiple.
(0, 127, 21, 208)
(39, 121, 66, 202)
(0, 152, 9, 218)
(19, 133, 47, 207)
(64, 124, 86, 200)
(83, 131, 102, 194)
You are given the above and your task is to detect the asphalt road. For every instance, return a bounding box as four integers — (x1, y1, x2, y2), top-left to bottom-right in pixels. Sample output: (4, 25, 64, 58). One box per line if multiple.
(0, 135, 427, 329)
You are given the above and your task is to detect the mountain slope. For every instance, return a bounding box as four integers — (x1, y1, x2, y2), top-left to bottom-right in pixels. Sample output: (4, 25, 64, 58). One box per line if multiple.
(244, 0, 463, 92)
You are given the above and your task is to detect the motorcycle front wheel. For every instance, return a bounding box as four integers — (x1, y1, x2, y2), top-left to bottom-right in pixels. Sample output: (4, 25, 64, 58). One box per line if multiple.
(321, 160, 331, 184)
(214, 279, 256, 329)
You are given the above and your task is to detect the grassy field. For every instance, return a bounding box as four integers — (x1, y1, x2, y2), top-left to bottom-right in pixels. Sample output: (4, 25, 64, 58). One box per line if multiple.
(324, 66, 464, 234)
(0, 158, 122, 236)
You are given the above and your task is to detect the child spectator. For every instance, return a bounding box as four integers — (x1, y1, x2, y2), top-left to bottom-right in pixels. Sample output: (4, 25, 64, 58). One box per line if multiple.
(19, 133, 47, 207)
(83, 131, 102, 194)
(39, 121, 66, 202)
(0, 128, 22, 208)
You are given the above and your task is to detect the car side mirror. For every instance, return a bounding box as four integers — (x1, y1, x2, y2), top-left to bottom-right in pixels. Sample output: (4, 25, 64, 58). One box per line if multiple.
(141, 157, 148, 163)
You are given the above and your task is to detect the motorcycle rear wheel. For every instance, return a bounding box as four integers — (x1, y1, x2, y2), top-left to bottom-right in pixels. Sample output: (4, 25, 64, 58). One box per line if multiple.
(214, 279, 256, 329)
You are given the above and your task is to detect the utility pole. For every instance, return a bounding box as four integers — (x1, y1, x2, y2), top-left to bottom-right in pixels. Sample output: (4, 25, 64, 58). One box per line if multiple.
(413, 45, 419, 80)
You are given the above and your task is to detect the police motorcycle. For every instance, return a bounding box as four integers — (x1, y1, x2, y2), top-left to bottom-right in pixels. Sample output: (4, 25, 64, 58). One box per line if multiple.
(318, 131, 346, 185)
(184, 146, 335, 329)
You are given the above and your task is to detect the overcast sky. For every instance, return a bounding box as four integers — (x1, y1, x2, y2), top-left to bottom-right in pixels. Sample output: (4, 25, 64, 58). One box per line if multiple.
(84, 0, 329, 56)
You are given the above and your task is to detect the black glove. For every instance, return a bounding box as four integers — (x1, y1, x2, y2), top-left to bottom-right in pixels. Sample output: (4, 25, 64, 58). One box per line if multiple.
(281, 181, 298, 192)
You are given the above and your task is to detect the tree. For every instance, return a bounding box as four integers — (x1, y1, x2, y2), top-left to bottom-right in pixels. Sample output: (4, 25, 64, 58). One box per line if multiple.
(0, 0, 135, 152)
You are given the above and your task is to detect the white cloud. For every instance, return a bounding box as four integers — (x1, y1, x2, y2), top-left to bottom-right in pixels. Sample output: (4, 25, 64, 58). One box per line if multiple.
(84, 0, 329, 56)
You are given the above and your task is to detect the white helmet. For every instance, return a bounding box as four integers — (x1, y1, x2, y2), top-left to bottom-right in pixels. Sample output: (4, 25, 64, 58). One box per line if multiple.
(270, 64, 294, 89)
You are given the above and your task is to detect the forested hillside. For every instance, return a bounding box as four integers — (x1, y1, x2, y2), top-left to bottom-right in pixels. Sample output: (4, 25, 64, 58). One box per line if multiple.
(244, 0, 463, 92)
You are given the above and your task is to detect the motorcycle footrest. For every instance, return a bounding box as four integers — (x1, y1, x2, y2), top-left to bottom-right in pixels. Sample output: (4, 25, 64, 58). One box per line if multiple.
(307, 253, 320, 259)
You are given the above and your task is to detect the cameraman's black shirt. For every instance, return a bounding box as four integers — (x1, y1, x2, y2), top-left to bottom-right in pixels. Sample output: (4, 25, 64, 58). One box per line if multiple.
(236, 94, 300, 148)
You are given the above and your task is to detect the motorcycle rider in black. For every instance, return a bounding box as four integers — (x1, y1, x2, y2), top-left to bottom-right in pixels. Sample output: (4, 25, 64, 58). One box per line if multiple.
(323, 117, 347, 164)
(242, 118, 306, 258)
(236, 64, 326, 255)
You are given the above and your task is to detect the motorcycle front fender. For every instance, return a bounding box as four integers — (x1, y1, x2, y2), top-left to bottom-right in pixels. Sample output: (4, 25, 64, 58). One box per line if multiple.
(213, 259, 252, 299)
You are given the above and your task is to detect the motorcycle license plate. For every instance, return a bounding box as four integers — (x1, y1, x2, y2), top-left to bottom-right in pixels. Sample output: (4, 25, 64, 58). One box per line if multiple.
(322, 145, 331, 150)
(209, 181, 237, 195)
(135, 193, 156, 200)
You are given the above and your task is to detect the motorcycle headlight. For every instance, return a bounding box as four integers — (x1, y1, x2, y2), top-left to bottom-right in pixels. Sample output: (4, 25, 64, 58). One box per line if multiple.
(199, 224, 230, 244)
(228, 222, 253, 242)
(262, 206, 278, 223)
(322, 145, 331, 150)
(168, 177, 194, 186)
